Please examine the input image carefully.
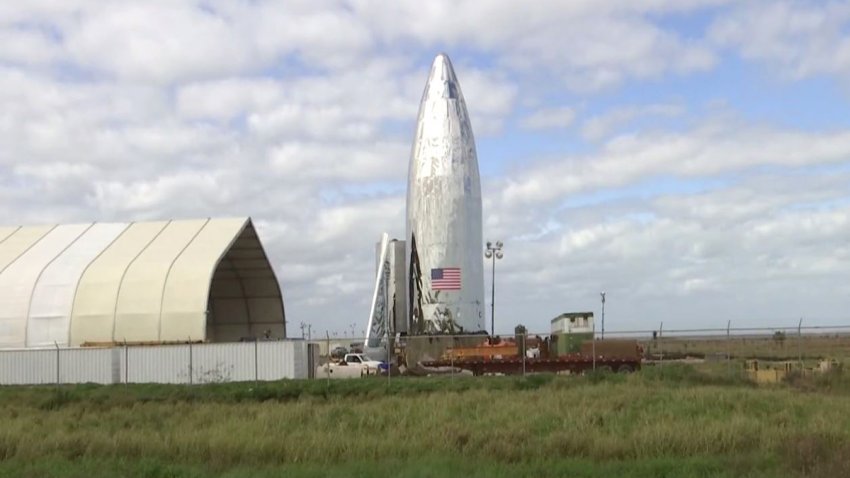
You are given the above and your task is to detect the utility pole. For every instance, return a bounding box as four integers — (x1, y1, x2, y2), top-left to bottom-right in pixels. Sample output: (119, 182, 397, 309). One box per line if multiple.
(484, 241, 504, 337)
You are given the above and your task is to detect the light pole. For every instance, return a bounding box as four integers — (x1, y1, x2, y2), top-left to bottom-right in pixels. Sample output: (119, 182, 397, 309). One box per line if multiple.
(600, 292, 606, 340)
(484, 241, 503, 337)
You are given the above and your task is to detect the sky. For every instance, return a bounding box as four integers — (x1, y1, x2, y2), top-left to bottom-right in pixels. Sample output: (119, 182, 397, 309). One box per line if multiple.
(1, 0, 849, 337)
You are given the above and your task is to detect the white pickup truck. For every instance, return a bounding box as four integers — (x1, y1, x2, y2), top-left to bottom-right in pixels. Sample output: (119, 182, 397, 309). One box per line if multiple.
(317, 353, 385, 379)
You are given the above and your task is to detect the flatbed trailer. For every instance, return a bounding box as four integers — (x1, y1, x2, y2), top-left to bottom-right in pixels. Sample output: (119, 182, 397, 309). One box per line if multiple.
(421, 353, 640, 376)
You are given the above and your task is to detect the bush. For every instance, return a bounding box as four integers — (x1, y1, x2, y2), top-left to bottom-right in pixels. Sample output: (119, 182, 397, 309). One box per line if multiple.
(639, 363, 750, 387)
(39, 388, 77, 411)
(783, 433, 850, 476)
(785, 367, 850, 393)
(511, 374, 554, 390)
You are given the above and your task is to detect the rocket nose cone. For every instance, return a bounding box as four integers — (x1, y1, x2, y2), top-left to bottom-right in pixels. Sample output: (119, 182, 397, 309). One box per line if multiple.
(424, 53, 460, 100)
(432, 52, 452, 70)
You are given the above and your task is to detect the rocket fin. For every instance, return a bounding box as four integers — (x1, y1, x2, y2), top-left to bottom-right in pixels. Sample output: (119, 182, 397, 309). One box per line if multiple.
(365, 233, 390, 349)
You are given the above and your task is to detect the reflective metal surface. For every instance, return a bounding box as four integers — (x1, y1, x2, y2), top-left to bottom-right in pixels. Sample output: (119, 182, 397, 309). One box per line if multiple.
(365, 233, 389, 349)
(365, 237, 406, 360)
(406, 54, 485, 334)
(386, 239, 407, 335)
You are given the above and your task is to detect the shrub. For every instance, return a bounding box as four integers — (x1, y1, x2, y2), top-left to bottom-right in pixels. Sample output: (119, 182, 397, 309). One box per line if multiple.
(38, 388, 77, 411)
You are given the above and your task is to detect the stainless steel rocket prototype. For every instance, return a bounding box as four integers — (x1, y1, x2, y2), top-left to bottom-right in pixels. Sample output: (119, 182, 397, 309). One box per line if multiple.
(406, 53, 485, 334)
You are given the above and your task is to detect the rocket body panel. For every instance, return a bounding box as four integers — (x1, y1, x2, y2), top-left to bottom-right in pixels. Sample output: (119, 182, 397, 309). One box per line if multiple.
(387, 240, 408, 335)
(374, 238, 408, 336)
(366, 234, 390, 349)
(406, 54, 485, 334)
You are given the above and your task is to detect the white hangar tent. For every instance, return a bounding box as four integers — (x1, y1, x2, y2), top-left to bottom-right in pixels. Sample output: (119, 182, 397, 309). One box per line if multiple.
(0, 217, 286, 349)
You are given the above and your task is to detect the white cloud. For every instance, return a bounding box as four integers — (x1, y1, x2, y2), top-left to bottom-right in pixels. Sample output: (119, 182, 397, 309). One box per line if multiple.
(581, 103, 684, 141)
(503, 121, 850, 204)
(456, 67, 518, 135)
(268, 141, 408, 182)
(488, 173, 850, 329)
(1, 0, 849, 336)
(710, 2, 850, 79)
(313, 197, 403, 243)
(520, 107, 576, 131)
(92, 171, 232, 217)
(64, 4, 255, 83)
(248, 104, 379, 141)
(480, 115, 850, 330)
(0, 27, 62, 66)
(176, 78, 284, 121)
(354, 1, 719, 91)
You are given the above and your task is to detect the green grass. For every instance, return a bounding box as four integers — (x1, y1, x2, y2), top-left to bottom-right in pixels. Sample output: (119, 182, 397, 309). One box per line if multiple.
(0, 456, 784, 478)
(2, 366, 850, 477)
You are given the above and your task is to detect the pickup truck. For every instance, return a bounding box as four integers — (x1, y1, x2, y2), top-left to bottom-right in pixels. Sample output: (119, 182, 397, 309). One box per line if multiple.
(317, 353, 385, 379)
(342, 353, 384, 370)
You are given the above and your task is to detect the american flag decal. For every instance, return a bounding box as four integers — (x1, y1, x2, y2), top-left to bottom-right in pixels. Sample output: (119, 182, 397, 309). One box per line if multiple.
(431, 267, 461, 290)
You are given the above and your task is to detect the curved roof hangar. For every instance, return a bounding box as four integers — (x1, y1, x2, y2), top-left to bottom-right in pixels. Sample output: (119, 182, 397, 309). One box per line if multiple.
(0, 217, 285, 348)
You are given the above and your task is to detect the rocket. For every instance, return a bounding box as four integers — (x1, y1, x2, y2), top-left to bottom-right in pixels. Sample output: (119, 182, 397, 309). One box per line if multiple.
(363, 53, 486, 344)
(406, 53, 485, 334)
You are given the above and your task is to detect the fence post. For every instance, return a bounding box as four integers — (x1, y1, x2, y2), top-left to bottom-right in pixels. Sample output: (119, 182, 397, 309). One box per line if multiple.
(592, 322, 596, 372)
(188, 337, 193, 385)
(54, 341, 60, 387)
(522, 332, 526, 377)
(726, 320, 731, 376)
(797, 318, 803, 369)
(254, 338, 259, 385)
(386, 333, 391, 388)
(450, 335, 455, 380)
(659, 322, 664, 373)
(325, 331, 331, 387)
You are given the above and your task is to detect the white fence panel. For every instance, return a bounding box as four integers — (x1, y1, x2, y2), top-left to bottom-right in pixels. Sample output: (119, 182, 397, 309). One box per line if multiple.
(125, 345, 191, 384)
(258, 340, 307, 380)
(0, 340, 308, 385)
(292, 341, 307, 379)
(59, 348, 116, 384)
(0, 349, 55, 384)
(191, 342, 255, 383)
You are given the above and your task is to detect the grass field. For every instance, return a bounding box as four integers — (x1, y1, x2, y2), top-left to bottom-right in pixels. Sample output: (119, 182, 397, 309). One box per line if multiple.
(2, 365, 850, 477)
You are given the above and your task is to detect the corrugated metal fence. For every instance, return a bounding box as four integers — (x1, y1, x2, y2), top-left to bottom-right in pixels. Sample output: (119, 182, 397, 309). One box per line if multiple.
(0, 340, 308, 385)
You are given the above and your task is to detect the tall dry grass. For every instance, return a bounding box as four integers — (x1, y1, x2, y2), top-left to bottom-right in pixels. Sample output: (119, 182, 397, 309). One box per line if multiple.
(1, 366, 849, 477)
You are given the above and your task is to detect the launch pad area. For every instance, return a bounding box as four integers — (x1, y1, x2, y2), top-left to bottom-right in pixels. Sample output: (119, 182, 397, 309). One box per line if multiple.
(319, 332, 643, 378)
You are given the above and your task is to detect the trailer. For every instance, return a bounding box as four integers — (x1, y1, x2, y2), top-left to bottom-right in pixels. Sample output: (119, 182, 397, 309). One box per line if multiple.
(419, 337, 642, 376)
